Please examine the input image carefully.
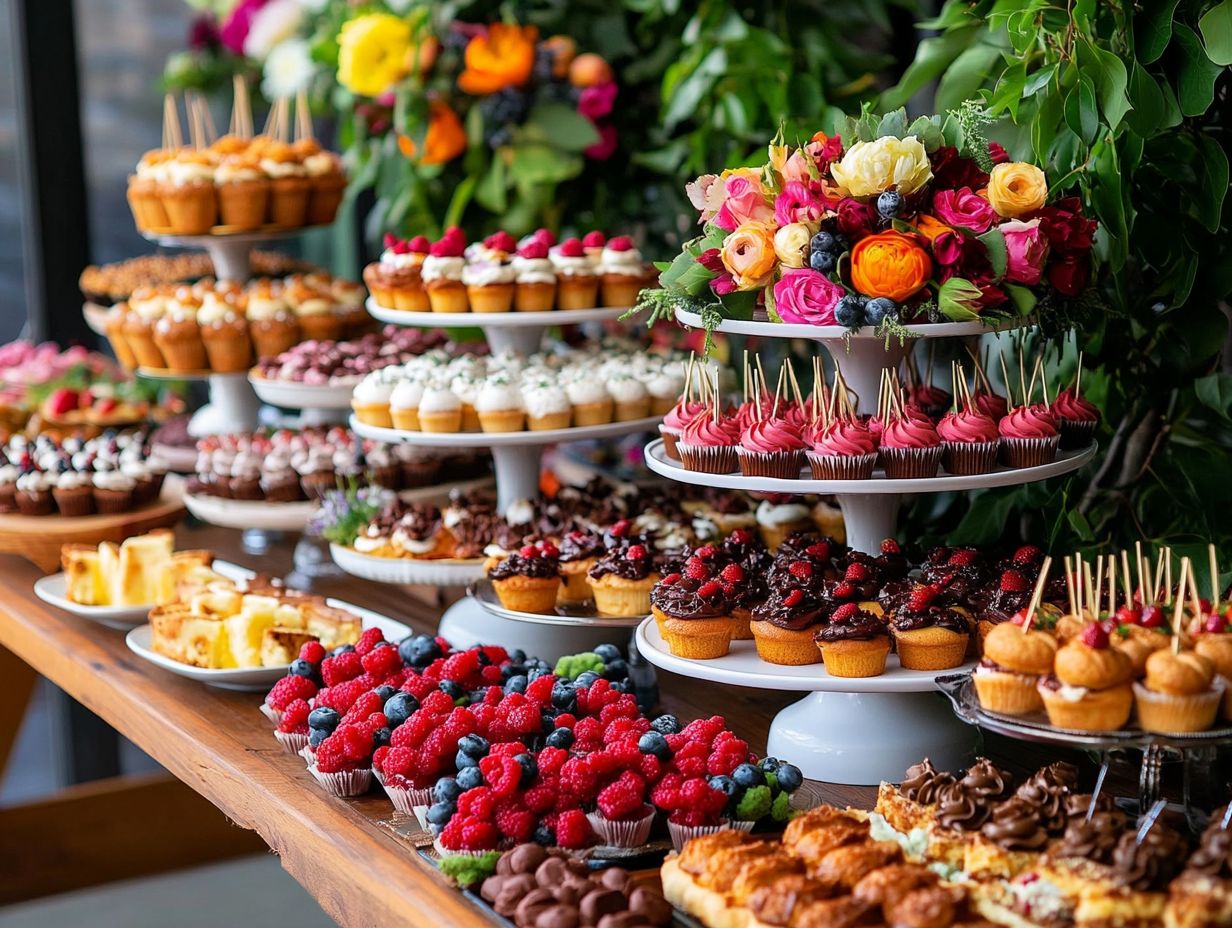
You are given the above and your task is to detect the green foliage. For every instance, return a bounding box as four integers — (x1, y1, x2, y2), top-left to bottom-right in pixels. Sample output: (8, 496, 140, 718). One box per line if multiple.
(885, 0, 1232, 553)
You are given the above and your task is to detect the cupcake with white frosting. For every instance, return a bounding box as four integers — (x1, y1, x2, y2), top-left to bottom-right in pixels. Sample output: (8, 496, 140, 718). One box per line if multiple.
(523, 381, 572, 431)
(418, 382, 462, 433)
(476, 376, 525, 433)
(550, 237, 599, 310)
(389, 377, 425, 431)
(597, 236, 647, 307)
(351, 372, 395, 428)
(564, 376, 613, 426)
(512, 239, 557, 311)
(606, 372, 651, 421)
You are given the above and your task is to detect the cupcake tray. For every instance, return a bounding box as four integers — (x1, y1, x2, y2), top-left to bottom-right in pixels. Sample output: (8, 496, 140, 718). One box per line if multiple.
(351, 414, 661, 449)
(468, 579, 646, 628)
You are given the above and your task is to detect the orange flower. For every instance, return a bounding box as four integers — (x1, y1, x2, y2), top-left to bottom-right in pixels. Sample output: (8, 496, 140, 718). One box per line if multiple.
(914, 215, 952, 244)
(849, 231, 932, 302)
(458, 23, 537, 95)
(568, 52, 612, 88)
(541, 36, 576, 78)
(398, 101, 467, 166)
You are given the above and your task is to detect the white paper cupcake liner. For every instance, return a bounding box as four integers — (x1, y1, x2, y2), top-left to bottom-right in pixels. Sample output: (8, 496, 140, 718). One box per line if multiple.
(433, 837, 498, 859)
(258, 703, 282, 725)
(273, 729, 310, 754)
(667, 818, 732, 851)
(730, 819, 757, 832)
(308, 763, 373, 797)
(382, 781, 434, 816)
(586, 806, 656, 848)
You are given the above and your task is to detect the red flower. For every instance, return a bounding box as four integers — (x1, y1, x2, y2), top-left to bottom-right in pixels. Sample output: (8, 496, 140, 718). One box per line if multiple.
(584, 122, 618, 160)
(929, 145, 989, 191)
(988, 142, 1010, 164)
(835, 197, 878, 240)
(1031, 198, 1097, 253)
(1048, 252, 1090, 296)
(577, 81, 617, 120)
(697, 248, 735, 295)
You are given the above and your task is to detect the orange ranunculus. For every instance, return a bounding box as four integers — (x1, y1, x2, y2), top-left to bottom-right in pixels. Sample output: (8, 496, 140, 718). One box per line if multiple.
(398, 101, 467, 166)
(914, 215, 953, 244)
(849, 231, 932, 302)
(541, 36, 576, 78)
(720, 221, 778, 291)
(568, 52, 612, 88)
(458, 23, 538, 95)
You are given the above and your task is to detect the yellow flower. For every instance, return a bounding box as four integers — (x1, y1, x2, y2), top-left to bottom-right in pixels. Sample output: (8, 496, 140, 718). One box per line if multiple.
(987, 162, 1048, 218)
(773, 222, 817, 269)
(720, 221, 778, 290)
(337, 14, 411, 98)
(830, 135, 932, 198)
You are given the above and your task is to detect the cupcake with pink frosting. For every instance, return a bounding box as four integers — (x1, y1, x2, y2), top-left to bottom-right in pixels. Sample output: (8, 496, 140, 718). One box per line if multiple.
(807, 419, 879, 480)
(1050, 386, 1100, 449)
(879, 414, 943, 478)
(659, 398, 706, 460)
(736, 417, 806, 479)
(998, 404, 1060, 468)
(974, 389, 1009, 421)
(937, 407, 1001, 475)
(677, 413, 740, 474)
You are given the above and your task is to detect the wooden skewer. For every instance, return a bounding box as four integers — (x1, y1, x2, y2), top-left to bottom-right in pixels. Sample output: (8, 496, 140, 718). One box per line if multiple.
(1064, 555, 1078, 617)
(1094, 554, 1105, 617)
(741, 351, 749, 404)
(1153, 552, 1166, 604)
(1107, 556, 1117, 615)
(1135, 541, 1146, 602)
(1018, 345, 1028, 407)
(1026, 355, 1041, 408)
(163, 93, 182, 149)
(770, 366, 785, 419)
(1120, 550, 1134, 605)
(999, 353, 1015, 410)
(1075, 350, 1084, 393)
(296, 88, 314, 142)
(1210, 543, 1221, 606)
(1024, 556, 1052, 631)
(1172, 558, 1189, 654)
(1188, 567, 1204, 622)
(785, 360, 804, 410)
(1083, 558, 1096, 620)
(755, 354, 768, 402)
(1164, 547, 1173, 602)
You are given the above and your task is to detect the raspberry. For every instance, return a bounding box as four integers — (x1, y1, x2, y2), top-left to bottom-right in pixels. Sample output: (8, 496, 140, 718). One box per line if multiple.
(788, 561, 812, 580)
(490, 741, 529, 758)
(598, 696, 638, 725)
(495, 807, 536, 842)
(540, 541, 559, 558)
(321, 651, 363, 687)
(278, 698, 311, 733)
(555, 809, 593, 849)
(626, 544, 647, 561)
(524, 784, 557, 813)
(845, 562, 871, 581)
(343, 690, 383, 723)
(553, 713, 577, 729)
(948, 548, 978, 566)
(684, 558, 708, 581)
(479, 755, 522, 797)
(440, 650, 482, 684)
(314, 738, 350, 773)
(459, 819, 500, 851)
(831, 602, 860, 623)
(381, 745, 415, 778)
(1013, 545, 1042, 565)
(1000, 570, 1029, 593)
(671, 810, 714, 827)
(906, 585, 937, 612)
(660, 572, 682, 586)
(598, 770, 647, 819)
(457, 786, 495, 819)
(266, 674, 317, 710)
(420, 690, 456, 714)
(831, 581, 856, 600)
(480, 645, 508, 665)
(372, 745, 390, 771)
(505, 702, 541, 733)
(525, 674, 557, 705)
(361, 645, 402, 679)
(298, 641, 326, 664)
(805, 542, 831, 560)
(538, 746, 568, 777)
(354, 627, 386, 656)
(680, 777, 728, 815)
(395, 710, 439, 748)
(368, 711, 388, 729)
(651, 772, 683, 810)
(697, 580, 723, 597)
(560, 757, 598, 800)
(880, 539, 901, 554)
(639, 754, 665, 782)
(573, 717, 603, 744)
(680, 716, 725, 745)
(783, 589, 804, 607)
(720, 563, 745, 583)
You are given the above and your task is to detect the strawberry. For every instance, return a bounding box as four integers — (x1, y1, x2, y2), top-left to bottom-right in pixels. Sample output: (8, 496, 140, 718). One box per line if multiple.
(880, 539, 901, 554)
(999, 570, 1029, 593)
(830, 581, 857, 600)
(94, 396, 117, 415)
(1080, 623, 1110, 649)
(540, 541, 559, 558)
(805, 542, 831, 560)
(948, 548, 979, 566)
(45, 387, 80, 417)
(609, 519, 631, 538)
(1013, 545, 1042, 566)
(661, 572, 682, 586)
(831, 603, 859, 623)
(626, 544, 647, 561)
(520, 544, 536, 558)
(788, 561, 812, 580)
(695, 544, 718, 559)
(728, 529, 752, 545)
(845, 563, 871, 581)
(906, 585, 937, 612)
(783, 589, 804, 607)
(720, 563, 745, 583)
(1139, 605, 1165, 628)
(1114, 606, 1141, 627)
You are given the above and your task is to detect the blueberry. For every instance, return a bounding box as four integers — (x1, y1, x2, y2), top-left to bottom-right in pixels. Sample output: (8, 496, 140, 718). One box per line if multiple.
(527, 667, 551, 682)
(457, 734, 490, 758)
(374, 685, 397, 703)
(575, 671, 601, 689)
(331, 644, 355, 657)
(863, 297, 897, 326)
(426, 801, 455, 827)
(708, 775, 739, 800)
(309, 727, 329, 748)
(289, 659, 315, 679)
(834, 296, 865, 328)
(383, 692, 419, 727)
(775, 763, 804, 793)
(540, 712, 556, 733)
(809, 250, 837, 273)
(732, 763, 766, 789)
(551, 681, 577, 711)
(508, 648, 527, 663)
(759, 757, 782, 773)
(398, 634, 442, 668)
(638, 731, 672, 761)
(504, 674, 528, 694)
(514, 753, 538, 786)
(546, 727, 575, 750)
(532, 824, 556, 846)
(455, 749, 479, 770)
(372, 726, 392, 748)
(876, 190, 903, 218)
(455, 765, 484, 791)
(434, 778, 462, 803)
(603, 659, 628, 681)
(501, 663, 526, 681)
(593, 643, 622, 663)
(438, 680, 465, 700)
(650, 714, 681, 735)
(810, 231, 836, 254)
(475, 650, 491, 667)
(308, 706, 340, 732)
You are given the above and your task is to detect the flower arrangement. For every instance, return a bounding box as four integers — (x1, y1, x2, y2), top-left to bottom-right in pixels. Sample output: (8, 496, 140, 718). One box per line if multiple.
(634, 106, 1098, 348)
(164, 2, 619, 240)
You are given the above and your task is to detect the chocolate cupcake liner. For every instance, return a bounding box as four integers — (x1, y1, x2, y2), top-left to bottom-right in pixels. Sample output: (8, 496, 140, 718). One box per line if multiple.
(678, 442, 737, 474)
(273, 729, 310, 755)
(941, 440, 1000, 476)
(805, 451, 877, 480)
(667, 819, 732, 852)
(879, 445, 943, 479)
(736, 448, 805, 479)
(308, 763, 373, 797)
(381, 781, 434, 816)
(258, 702, 282, 725)
(1058, 419, 1096, 450)
(659, 425, 682, 461)
(999, 434, 1060, 469)
(586, 806, 656, 848)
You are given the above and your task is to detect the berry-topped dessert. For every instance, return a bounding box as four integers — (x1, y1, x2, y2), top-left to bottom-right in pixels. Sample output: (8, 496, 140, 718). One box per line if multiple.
(972, 620, 1058, 715)
(651, 558, 736, 660)
(749, 586, 829, 666)
(1038, 623, 1134, 731)
(814, 602, 892, 677)
(887, 583, 971, 670)
(587, 538, 661, 617)
(489, 540, 562, 615)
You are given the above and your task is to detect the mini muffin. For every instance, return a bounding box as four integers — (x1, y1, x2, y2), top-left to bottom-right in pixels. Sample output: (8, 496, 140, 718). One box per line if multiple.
(475, 378, 525, 433)
(1194, 629, 1232, 719)
(890, 605, 971, 671)
(556, 529, 603, 605)
(1038, 625, 1134, 731)
(652, 571, 735, 660)
(1134, 648, 1222, 733)
(588, 541, 659, 616)
(488, 542, 561, 615)
(749, 587, 827, 665)
(816, 603, 891, 677)
(973, 621, 1058, 715)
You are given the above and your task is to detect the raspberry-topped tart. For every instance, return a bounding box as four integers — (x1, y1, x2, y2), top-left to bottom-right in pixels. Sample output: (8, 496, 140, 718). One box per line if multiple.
(588, 540, 660, 616)
(489, 541, 562, 615)
(652, 565, 735, 660)
(889, 585, 971, 671)
(815, 602, 892, 677)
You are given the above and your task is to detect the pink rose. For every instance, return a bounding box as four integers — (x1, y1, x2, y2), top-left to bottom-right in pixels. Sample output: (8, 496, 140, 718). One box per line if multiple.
(780, 136, 843, 185)
(584, 122, 618, 160)
(578, 81, 618, 120)
(219, 0, 266, 55)
(774, 269, 845, 326)
(774, 181, 825, 226)
(1000, 218, 1050, 286)
(714, 174, 773, 231)
(932, 187, 997, 233)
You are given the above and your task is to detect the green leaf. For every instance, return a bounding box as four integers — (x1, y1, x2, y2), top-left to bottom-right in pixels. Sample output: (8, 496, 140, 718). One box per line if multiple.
(1030, 92, 1063, 165)
(1195, 373, 1232, 421)
(935, 43, 1003, 113)
(1199, 0, 1232, 65)
(1137, 0, 1181, 63)
(936, 277, 984, 321)
(1173, 24, 1224, 116)
(1021, 63, 1059, 99)
(632, 140, 689, 175)
(474, 157, 507, 213)
(659, 250, 716, 297)
(1082, 39, 1132, 130)
(978, 227, 1008, 279)
(518, 103, 600, 153)
(509, 144, 582, 186)
(1003, 284, 1037, 316)
(881, 27, 978, 110)
(1125, 63, 1166, 136)
(1063, 76, 1099, 145)
(663, 47, 726, 131)
(1067, 507, 1094, 541)
(1194, 134, 1230, 233)
(442, 175, 475, 230)
(719, 289, 758, 320)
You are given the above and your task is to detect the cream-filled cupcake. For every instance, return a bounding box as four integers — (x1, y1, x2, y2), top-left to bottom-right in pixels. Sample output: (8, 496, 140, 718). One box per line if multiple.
(450, 373, 482, 432)
(550, 237, 599, 309)
(596, 236, 646, 307)
(462, 260, 516, 314)
(564, 376, 613, 426)
(523, 381, 571, 431)
(351, 372, 395, 428)
(418, 383, 462, 433)
(389, 377, 425, 431)
(606, 373, 651, 421)
(475, 377, 525, 433)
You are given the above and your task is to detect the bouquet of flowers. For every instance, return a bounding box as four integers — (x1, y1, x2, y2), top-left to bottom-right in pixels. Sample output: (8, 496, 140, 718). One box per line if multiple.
(635, 106, 1098, 346)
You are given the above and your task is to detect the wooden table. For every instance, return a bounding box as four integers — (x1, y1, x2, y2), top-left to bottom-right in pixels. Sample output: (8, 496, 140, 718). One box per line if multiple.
(0, 525, 1118, 926)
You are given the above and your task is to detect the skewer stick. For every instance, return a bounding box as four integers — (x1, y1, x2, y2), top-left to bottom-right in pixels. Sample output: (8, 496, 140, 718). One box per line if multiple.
(999, 353, 1015, 410)
(1164, 547, 1173, 602)
(1040, 357, 1051, 407)
(1083, 558, 1096, 619)
(296, 88, 314, 142)
(1188, 569, 1204, 622)
(1153, 553, 1166, 604)
(1094, 554, 1105, 616)
(785, 360, 804, 409)
(770, 366, 785, 419)
(1024, 556, 1052, 631)
(1026, 355, 1041, 408)
(1120, 550, 1134, 605)
(1136, 799, 1168, 845)
(1018, 345, 1028, 407)
(1064, 555, 1078, 617)
(1210, 543, 1220, 606)
(1075, 350, 1084, 393)
(1135, 541, 1146, 602)
(163, 94, 182, 148)
(1107, 556, 1117, 615)
(1086, 762, 1108, 823)
(755, 355, 768, 401)
(1172, 558, 1189, 654)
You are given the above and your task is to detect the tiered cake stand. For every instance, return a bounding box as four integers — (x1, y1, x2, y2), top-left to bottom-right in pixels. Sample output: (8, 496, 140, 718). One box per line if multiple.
(635, 310, 1099, 784)
(348, 297, 649, 660)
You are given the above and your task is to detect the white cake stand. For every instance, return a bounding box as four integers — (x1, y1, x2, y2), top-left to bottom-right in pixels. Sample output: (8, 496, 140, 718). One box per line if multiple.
(183, 492, 317, 531)
(141, 227, 328, 283)
(136, 368, 262, 436)
(248, 374, 356, 427)
(365, 298, 628, 355)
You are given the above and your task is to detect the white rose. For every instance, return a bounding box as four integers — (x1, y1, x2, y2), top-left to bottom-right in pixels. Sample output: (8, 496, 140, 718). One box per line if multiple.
(262, 38, 315, 100)
(244, 0, 303, 60)
(830, 135, 933, 198)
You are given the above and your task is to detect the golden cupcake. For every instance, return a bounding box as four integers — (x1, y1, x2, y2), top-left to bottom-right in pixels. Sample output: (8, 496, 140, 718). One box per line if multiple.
(556, 531, 603, 605)
(973, 620, 1058, 715)
(285, 278, 343, 342)
(245, 283, 301, 359)
(1194, 623, 1232, 719)
(1134, 648, 1222, 733)
(1038, 624, 1134, 731)
(816, 603, 891, 677)
(294, 139, 346, 226)
(214, 152, 269, 230)
(152, 299, 207, 372)
(488, 543, 561, 615)
(890, 602, 971, 671)
(749, 588, 826, 666)
(197, 293, 252, 372)
(589, 542, 660, 617)
(651, 571, 735, 660)
(160, 150, 218, 234)
(259, 141, 310, 227)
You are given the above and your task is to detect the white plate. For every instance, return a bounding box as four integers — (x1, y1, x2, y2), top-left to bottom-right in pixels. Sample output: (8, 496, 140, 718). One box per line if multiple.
(329, 543, 486, 586)
(635, 616, 974, 694)
(350, 414, 660, 447)
(365, 297, 630, 328)
(34, 573, 151, 629)
(184, 493, 317, 531)
(674, 307, 1026, 341)
(248, 375, 357, 410)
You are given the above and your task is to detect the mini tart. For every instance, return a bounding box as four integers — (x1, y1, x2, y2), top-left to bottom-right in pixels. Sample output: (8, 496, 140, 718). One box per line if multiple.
(1038, 679, 1134, 731)
(1133, 649, 1222, 733)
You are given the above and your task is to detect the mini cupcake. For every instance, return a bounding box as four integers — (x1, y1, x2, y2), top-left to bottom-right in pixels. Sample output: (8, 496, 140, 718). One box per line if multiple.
(259, 142, 310, 228)
(476, 377, 525, 432)
(351, 373, 395, 428)
(581, 229, 606, 261)
(0, 463, 19, 513)
(368, 235, 431, 312)
(422, 229, 469, 313)
(489, 541, 562, 614)
(557, 529, 604, 605)
(890, 598, 970, 671)
(974, 389, 1009, 422)
(607, 373, 651, 421)
(736, 417, 806, 479)
(198, 293, 252, 372)
(50, 469, 95, 517)
(677, 413, 740, 474)
(1194, 623, 1232, 720)
(417, 383, 463, 433)
(511, 239, 557, 311)
(1134, 648, 1222, 733)
(286, 280, 344, 343)
(645, 367, 685, 418)
(807, 419, 878, 480)
(564, 377, 613, 426)
(659, 399, 705, 460)
(15, 470, 54, 515)
(551, 238, 599, 309)
(295, 139, 347, 226)
(123, 296, 167, 369)
(937, 407, 1001, 475)
(652, 569, 735, 659)
(214, 153, 268, 230)
(973, 620, 1058, 715)
(246, 286, 301, 359)
(998, 405, 1060, 468)
(92, 470, 136, 514)
(1050, 386, 1100, 450)
(879, 414, 943, 479)
(597, 236, 645, 307)
(755, 498, 814, 551)
(523, 381, 572, 431)
(463, 248, 516, 314)
(161, 152, 217, 234)
(389, 378, 425, 431)
(815, 602, 891, 677)
(588, 541, 660, 616)
(750, 587, 827, 665)
(1038, 624, 1134, 731)
(153, 303, 208, 372)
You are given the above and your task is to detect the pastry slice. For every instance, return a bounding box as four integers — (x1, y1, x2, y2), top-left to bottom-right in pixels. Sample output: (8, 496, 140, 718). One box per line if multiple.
(150, 605, 235, 668)
(114, 529, 175, 605)
(62, 544, 105, 605)
(227, 603, 279, 668)
(302, 602, 362, 650)
(261, 627, 317, 666)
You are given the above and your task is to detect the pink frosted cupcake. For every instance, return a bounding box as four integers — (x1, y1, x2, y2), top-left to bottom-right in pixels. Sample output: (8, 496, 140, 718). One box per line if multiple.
(660, 399, 706, 460)
(1050, 387, 1100, 449)
(998, 404, 1060, 468)
(974, 390, 1009, 421)
(906, 383, 952, 421)
(937, 408, 1001, 475)
(879, 415, 943, 478)
(807, 419, 879, 480)
(736, 418, 806, 478)
(677, 413, 740, 474)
